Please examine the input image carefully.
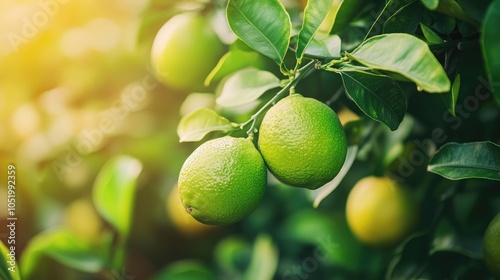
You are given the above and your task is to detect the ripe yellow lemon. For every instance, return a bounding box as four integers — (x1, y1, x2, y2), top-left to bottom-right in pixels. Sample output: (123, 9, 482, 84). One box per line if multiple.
(151, 12, 225, 91)
(258, 94, 347, 189)
(484, 213, 500, 278)
(178, 136, 266, 225)
(346, 176, 417, 247)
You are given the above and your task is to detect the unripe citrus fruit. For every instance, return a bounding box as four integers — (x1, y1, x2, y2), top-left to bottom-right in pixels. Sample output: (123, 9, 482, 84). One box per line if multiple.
(167, 186, 214, 234)
(346, 176, 417, 247)
(178, 136, 266, 225)
(151, 12, 225, 91)
(258, 94, 347, 190)
(484, 213, 500, 278)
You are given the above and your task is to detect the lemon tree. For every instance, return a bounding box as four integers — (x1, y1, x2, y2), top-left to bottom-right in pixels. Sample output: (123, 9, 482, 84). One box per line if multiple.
(5, 0, 500, 279)
(165, 1, 500, 278)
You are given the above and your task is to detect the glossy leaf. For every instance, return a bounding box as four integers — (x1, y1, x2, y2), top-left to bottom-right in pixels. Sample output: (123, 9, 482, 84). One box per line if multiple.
(386, 232, 432, 280)
(92, 155, 143, 236)
(435, 0, 480, 25)
(244, 235, 278, 280)
(420, 23, 444, 44)
(384, 1, 423, 34)
(331, 0, 366, 33)
(227, 0, 291, 66)
(153, 260, 216, 280)
(20, 228, 105, 279)
(0, 240, 20, 280)
(339, 69, 407, 130)
(428, 141, 500, 181)
(296, 0, 337, 60)
(424, 250, 488, 279)
(216, 68, 280, 107)
(177, 108, 236, 142)
(481, 0, 500, 102)
(304, 34, 341, 59)
(421, 0, 439, 10)
(310, 145, 358, 208)
(441, 74, 460, 116)
(205, 44, 268, 86)
(347, 33, 451, 93)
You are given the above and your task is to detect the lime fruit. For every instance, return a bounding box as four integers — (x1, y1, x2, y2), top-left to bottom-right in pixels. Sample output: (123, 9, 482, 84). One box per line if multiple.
(151, 12, 225, 92)
(258, 94, 347, 190)
(167, 186, 214, 234)
(178, 136, 266, 225)
(484, 213, 500, 278)
(346, 176, 417, 247)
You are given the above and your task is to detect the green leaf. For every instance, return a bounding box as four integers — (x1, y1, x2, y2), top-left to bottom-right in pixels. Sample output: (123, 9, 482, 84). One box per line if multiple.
(339, 69, 407, 130)
(386, 232, 432, 280)
(296, 0, 337, 60)
(177, 108, 236, 142)
(309, 145, 358, 208)
(428, 141, 500, 181)
(20, 228, 105, 279)
(179, 93, 216, 117)
(226, 0, 291, 66)
(384, 1, 424, 34)
(153, 260, 216, 280)
(420, 23, 445, 44)
(280, 211, 364, 271)
(425, 250, 489, 279)
(347, 33, 451, 93)
(331, 0, 367, 33)
(244, 235, 278, 280)
(421, 0, 439, 10)
(304, 34, 341, 59)
(214, 238, 251, 278)
(437, 0, 481, 26)
(441, 74, 460, 116)
(92, 155, 143, 237)
(216, 68, 280, 107)
(0, 240, 20, 280)
(481, 0, 500, 103)
(205, 43, 269, 86)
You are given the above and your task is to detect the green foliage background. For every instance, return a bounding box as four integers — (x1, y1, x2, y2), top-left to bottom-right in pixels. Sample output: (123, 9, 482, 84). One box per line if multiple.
(0, 0, 499, 279)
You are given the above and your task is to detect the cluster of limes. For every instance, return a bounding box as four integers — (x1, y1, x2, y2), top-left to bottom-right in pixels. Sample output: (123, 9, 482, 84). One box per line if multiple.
(150, 10, 348, 227)
(177, 94, 348, 225)
(151, 11, 421, 249)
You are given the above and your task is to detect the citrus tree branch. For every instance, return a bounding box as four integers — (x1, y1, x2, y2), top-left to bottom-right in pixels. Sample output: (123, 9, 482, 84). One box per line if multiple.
(240, 59, 318, 135)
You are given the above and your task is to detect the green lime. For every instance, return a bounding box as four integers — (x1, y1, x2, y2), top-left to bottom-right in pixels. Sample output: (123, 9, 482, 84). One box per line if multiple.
(178, 136, 266, 225)
(258, 94, 347, 189)
(484, 213, 500, 278)
(151, 12, 225, 91)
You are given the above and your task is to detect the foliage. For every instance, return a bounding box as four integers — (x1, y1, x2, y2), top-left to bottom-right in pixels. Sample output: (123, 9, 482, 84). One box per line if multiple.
(1, 0, 499, 279)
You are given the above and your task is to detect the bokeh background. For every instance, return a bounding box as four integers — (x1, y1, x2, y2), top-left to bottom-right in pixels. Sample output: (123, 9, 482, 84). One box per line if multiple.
(1, 0, 499, 279)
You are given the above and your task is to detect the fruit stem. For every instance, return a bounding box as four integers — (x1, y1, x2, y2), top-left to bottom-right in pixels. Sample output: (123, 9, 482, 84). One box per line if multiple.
(240, 59, 318, 135)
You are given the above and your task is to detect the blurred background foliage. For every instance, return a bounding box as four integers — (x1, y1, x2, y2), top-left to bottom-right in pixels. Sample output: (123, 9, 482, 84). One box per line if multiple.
(0, 0, 499, 279)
